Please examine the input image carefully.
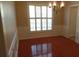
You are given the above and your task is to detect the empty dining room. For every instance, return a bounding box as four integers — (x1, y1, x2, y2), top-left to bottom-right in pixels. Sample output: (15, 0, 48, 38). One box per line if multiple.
(0, 1, 79, 57)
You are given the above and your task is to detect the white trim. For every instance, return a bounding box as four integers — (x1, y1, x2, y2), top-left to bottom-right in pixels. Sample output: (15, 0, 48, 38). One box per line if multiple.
(64, 4, 79, 41)
(68, 4, 79, 7)
(18, 25, 62, 40)
(0, 2, 8, 56)
(65, 4, 79, 43)
(8, 32, 17, 57)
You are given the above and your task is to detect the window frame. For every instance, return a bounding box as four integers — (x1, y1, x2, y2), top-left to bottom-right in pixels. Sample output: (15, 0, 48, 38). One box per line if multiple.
(27, 3, 54, 32)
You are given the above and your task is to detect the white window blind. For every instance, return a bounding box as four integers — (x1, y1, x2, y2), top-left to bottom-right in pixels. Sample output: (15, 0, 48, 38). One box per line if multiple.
(29, 5, 53, 31)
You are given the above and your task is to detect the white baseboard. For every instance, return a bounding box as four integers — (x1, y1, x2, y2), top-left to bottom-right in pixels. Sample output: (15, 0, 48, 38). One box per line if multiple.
(75, 32, 79, 44)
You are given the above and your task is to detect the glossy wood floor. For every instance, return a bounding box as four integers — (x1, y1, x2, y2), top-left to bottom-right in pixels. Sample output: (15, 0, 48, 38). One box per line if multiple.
(18, 36, 79, 57)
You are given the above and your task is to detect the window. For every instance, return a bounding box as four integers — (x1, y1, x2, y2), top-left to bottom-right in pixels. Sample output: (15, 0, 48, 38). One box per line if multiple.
(29, 5, 53, 31)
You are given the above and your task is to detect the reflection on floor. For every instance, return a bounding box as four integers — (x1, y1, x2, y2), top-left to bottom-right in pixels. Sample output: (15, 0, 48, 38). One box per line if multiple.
(18, 36, 79, 57)
(31, 43, 52, 57)
(69, 36, 75, 41)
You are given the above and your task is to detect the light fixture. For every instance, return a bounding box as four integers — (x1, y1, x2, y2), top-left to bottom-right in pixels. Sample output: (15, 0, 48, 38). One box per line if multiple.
(48, 1, 65, 8)
(48, 2, 52, 8)
(60, 1, 65, 8)
(53, 1, 57, 7)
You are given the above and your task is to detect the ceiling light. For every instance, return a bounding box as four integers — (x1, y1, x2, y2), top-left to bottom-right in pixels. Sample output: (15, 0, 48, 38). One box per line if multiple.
(53, 1, 57, 7)
(60, 1, 64, 8)
(48, 2, 52, 8)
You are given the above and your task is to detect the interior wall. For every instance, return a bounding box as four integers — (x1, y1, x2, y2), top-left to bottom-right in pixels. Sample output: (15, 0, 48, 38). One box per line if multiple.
(0, 7, 6, 56)
(75, 6, 79, 43)
(64, 6, 77, 37)
(15, 1, 64, 39)
(0, 2, 18, 56)
(69, 7, 77, 37)
(64, 1, 79, 43)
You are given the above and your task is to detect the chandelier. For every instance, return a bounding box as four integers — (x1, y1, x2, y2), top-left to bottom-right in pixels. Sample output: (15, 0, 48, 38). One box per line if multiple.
(48, 1, 65, 8)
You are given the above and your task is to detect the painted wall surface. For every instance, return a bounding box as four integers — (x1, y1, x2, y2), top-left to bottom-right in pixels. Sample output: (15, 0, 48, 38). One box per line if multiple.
(64, 6, 77, 37)
(1, 2, 18, 56)
(64, 1, 79, 43)
(69, 7, 77, 37)
(15, 1, 64, 39)
(0, 7, 6, 56)
(75, 6, 79, 43)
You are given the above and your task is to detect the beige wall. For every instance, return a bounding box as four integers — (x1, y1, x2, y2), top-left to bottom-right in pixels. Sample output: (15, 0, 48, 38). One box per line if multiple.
(15, 1, 64, 39)
(69, 7, 77, 37)
(64, 6, 77, 38)
(0, 2, 18, 56)
(0, 7, 6, 56)
(64, 1, 79, 43)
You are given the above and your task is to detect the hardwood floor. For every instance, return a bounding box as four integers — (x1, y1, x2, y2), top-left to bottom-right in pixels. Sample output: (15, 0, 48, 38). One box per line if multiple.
(18, 36, 79, 57)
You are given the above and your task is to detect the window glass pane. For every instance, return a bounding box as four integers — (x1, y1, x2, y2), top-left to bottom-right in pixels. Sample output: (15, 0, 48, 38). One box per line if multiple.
(29, 5, 52, 31)
(36, 6, 41, 17)
(48, 19, 52, 30)
(36, 19, 41, 31)
(48, 7, 52, 18)
(42, 6, 46, 17)
(30, 19, 35, 31)
(29, 5, 35, 18)
(42, 19, 46, 30)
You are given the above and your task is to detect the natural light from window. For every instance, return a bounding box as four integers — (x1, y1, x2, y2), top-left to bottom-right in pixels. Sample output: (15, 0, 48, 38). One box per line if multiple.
(29, 5, 53, 31)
